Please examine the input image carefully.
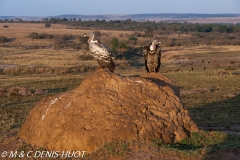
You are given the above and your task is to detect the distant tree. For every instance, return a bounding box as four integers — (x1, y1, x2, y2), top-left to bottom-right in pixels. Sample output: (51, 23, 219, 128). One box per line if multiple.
(199, 24, 213, 32)
(145, 27, 153, 39)
(226, 26, 235, 33)
(56, 18, 62, 23)
(49, 18, 57, 23)
(62, 18, 68, 22)
(212, 25, 226, 33)
(18, 19, 23, 22)
(45, 23, 51, 28)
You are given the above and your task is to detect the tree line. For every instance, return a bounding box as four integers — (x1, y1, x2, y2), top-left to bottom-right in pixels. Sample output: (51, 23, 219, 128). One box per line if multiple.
(1, 18, 240, 33)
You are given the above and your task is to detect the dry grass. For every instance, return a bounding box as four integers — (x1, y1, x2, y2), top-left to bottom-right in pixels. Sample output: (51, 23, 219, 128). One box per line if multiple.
(0, 23, 134, 47)
(0, 47, 96, 67)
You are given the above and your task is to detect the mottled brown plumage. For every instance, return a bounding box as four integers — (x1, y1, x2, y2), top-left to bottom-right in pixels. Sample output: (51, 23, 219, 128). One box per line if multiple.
(84, 32, 115, 72)
(143, 40, 162, 73)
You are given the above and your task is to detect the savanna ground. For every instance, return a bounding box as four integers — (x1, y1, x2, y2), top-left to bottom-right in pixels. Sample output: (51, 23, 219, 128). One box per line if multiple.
(0, 23, 240, 159)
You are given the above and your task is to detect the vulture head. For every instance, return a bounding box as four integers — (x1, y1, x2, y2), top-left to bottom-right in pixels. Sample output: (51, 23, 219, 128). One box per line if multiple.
(150, 40, 161, 51)
(84, 32, 95, 43)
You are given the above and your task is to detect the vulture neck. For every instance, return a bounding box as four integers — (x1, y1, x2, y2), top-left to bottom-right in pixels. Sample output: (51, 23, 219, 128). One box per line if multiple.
(150, 40, 159, 51)
(150, 45, 156, 51)
(88, 33, 95, 43)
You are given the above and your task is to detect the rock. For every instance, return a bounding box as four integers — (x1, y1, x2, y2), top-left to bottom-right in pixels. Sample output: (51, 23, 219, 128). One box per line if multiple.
(221, 94, 236, 98)
(219, 71, 229, 75)
(232, 72, 240, 75)
(0, 88, 7, 96)
(7, 86, 32, 96)
(18, 69, 199, 153)
(34, 89, 48, 95)
(181, 88, 210, 95)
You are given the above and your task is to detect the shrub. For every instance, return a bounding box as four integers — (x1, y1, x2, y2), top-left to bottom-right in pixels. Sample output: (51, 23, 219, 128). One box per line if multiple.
(53, 34, 76, 49)
(129, 36, 138, 41)
(28, 32, 39, 39)
(79, 36, 89, 44)
(78, 53, 94, 61)
(132, 32, 142, 37)
(73, 44, 81, 49)
(0, 36, 7, 43)
(93, 31, 101, 37)
(45, 23, 51, 28)
(31, 45, 40, 49)
(28, 32, 54, 39)
(3, 25, 9, 28)
(55, 34, 73, 41)
(118, 43, 128, 52)
(110, 38, 118, 52)
(38, 33, 54, 39)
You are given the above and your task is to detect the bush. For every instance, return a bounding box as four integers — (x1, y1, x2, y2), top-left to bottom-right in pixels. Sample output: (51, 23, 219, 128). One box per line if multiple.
(38, 33, 54, 39)
(132, 32, 142, 37)
(3, 25, 9, 28)
(79, 36, 89, 44)
(78, 53, 94, 61)
(93, 31, 101, 37)
(118, 43, 128, 49)
(110, 38, 118, 52)
(28, 32, 54, 39)
(31, 45, 40, 49)
(129, 36, 138, 41)
(0, 36, 7, 43)
(55, 34, 73, 41)
(28, 32, 39, 39)
(53, 34, 76, 49)
(45, 23, 51, 28)
(118, 43, 128, 52)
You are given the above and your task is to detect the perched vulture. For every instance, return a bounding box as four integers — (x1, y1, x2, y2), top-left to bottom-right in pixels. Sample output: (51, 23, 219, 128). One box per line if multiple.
(84, 32, 115, 72)
(143, 40, 162, 73)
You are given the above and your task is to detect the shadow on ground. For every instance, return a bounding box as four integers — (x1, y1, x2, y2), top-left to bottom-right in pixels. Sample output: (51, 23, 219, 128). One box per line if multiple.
(188, 94, 240, 133)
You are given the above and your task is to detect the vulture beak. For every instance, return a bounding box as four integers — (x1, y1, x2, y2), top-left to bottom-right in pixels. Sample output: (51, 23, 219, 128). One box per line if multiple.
(159, 41, 162, 45)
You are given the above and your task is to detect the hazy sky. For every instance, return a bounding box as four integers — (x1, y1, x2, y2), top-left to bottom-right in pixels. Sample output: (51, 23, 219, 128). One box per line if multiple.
(0, 0, 240, 16)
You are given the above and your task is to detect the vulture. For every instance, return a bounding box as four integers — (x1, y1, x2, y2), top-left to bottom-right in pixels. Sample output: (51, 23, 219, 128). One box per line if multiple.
(84, 32, 115, 72)
(143, 40, 162, 73)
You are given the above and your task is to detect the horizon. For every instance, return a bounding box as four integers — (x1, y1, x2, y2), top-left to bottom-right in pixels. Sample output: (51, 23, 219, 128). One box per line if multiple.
(1, 13, 240, 17)
(0, 0, 240, 16)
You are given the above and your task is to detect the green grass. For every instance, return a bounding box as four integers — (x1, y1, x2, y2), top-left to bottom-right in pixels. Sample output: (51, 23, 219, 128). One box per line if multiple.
(157, 131, 240, 157)
(85, 131, 240, 159)
(165, 69, 240, 127)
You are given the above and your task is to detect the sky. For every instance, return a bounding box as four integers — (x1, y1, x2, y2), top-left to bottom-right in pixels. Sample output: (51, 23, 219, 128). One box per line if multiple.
(0, 0, 240, 16)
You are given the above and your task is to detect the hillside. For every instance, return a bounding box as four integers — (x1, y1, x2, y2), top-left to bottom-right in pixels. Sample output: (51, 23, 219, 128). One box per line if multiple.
(1, 13, 240, 23)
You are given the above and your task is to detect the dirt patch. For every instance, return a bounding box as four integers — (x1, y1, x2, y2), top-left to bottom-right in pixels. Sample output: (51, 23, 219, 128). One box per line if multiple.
(0, 64, 18, 69)
(19, 69, 199, 153)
